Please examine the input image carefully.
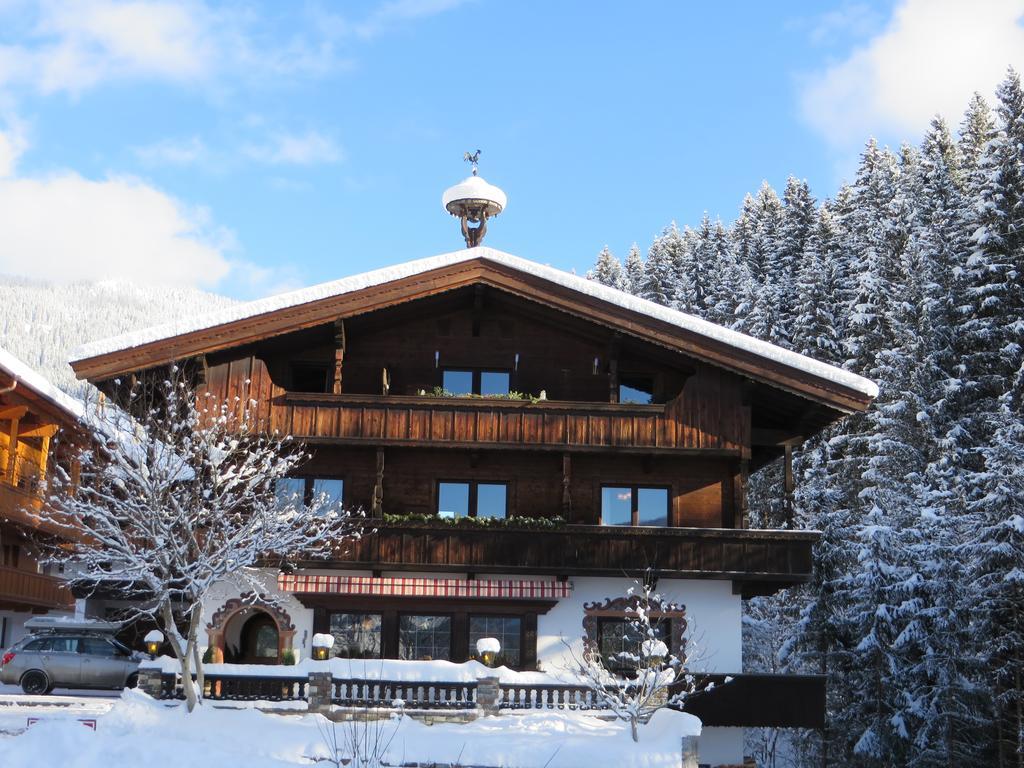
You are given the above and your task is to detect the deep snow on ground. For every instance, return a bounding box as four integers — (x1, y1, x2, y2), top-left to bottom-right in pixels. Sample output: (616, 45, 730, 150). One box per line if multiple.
(1, 690, 700, 768)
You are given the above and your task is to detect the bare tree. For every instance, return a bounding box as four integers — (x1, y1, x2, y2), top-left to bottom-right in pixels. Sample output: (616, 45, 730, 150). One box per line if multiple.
(563, 577, 722, 742)
(39, 366, 357, 711)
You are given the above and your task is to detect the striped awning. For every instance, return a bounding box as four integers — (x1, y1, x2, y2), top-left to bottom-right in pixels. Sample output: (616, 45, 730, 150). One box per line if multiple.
(277, 574, 572, 600)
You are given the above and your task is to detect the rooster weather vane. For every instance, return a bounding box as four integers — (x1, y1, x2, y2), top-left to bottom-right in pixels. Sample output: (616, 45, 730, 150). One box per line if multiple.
(463, 149, 481, 175)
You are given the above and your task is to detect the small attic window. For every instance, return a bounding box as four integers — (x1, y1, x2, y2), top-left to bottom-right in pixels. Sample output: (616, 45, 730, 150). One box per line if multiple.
(291, 363, 331, 393)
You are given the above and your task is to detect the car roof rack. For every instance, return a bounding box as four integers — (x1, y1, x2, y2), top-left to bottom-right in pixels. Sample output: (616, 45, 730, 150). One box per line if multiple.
(23, 617, 122, 634)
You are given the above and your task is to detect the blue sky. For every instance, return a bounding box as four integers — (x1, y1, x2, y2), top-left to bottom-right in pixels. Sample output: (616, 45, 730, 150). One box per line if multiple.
(0, 0, 1021, 298)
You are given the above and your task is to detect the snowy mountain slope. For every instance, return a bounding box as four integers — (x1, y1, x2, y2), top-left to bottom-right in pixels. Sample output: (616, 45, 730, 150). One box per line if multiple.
(0, 275, 237, 396)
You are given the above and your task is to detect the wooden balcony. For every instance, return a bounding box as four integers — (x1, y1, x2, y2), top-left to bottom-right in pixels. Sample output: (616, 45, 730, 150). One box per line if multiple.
(0, 482, 78, 539)
(316, 520, 817, 596)
(0, 565, 72, 610)
(273, 393, 745, 455)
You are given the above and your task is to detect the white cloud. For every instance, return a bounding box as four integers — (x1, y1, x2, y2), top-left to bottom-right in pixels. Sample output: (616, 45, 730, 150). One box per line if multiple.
(0, 171, 232, 287)
(0, 0, 214, 95)
(355, 0, 471, 38)
(800, 0, 1024, 149)
(0, 115, 27, 177)
(132, 135, 207, 167)
(242, 130, 344, 166)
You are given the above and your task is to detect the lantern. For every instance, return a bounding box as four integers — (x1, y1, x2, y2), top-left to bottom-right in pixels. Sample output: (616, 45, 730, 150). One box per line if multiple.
(144, 629, 164, 658)
(312, 632, 335, 661)
(476, 637, 500, 667)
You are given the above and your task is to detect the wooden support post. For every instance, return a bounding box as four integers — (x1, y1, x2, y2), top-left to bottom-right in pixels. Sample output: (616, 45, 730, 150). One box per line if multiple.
(38, 435, 50, 484)
(332, 319, 346, 395)
(784, 441, 796, 528)
(607, 333, 620, 403)
(736, 459, 749, 529)
(5, 417, 18, 484)
(561, 454, 572, 519)
(471, 284, 485, 337)
(372, 448, 384, 517)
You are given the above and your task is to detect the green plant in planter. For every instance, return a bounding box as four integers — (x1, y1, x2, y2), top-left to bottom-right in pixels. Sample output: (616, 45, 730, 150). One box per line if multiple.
(281, 648, 297, 666)
(382, 512, 567, 529)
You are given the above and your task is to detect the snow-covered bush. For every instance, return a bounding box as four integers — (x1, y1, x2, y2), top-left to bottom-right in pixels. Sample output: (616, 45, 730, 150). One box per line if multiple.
(39, 365, 359, 711)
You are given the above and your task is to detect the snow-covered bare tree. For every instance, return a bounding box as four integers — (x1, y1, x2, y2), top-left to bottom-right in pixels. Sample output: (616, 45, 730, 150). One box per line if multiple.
(39, 366, 358, 711)
(563, 577, 713, 742)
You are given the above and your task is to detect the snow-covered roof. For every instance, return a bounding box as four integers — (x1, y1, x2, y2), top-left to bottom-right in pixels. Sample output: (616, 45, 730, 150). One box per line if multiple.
(0, 345, 84, 419)
(72, 246, 878, 401)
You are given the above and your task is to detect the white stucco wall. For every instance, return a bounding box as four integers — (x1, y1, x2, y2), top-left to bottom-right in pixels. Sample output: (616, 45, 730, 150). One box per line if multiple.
(536, 576, 742, 674)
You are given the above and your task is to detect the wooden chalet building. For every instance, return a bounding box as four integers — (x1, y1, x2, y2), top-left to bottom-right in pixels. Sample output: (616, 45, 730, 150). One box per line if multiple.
(0, 349, 82, 648)
(71, 244, 875, 765)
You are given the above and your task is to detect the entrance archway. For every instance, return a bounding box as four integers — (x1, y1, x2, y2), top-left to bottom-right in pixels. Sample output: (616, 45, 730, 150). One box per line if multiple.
(206, 593, 295, 664)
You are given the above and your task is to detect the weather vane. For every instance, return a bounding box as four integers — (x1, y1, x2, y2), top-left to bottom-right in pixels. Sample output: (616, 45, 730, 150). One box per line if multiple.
(463, 149, 481, 176)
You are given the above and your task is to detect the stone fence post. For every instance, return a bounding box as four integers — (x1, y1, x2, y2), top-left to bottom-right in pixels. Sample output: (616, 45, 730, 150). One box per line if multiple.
(476, 676, 500, 716)
(308, 671, 333, 713)
(681, 735, 699, 768)
(137, 667, 164, 699)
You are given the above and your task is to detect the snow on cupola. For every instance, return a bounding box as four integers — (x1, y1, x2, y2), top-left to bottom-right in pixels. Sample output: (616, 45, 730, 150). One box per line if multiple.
(442, 149, 507, 248)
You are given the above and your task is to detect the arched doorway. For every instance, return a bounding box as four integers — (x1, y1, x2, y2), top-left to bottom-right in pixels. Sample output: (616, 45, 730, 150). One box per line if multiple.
(207, 593, 296, 664)
(238, 612, 280, 664)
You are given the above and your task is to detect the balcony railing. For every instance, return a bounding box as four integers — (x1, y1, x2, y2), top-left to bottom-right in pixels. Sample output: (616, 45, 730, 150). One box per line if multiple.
(272, 393, 745, 454)
(312, 519, 816, 596)
(0, 482, 80, 539)
(0, 565, 72, 609)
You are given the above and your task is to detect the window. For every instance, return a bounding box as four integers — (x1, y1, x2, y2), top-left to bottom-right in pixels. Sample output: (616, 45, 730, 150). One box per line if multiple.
(291, 364, 331, 393)
(79, 637, 121, 657)
(597, 617, 671, 672)
(329, 613, 382, 659)
(312, 479, 344, 512)
(437, 481, 507, 519)
(601, 485, 669, 527)
(276, 477, 344, 511)
(24, 637, 77, 653)
(469, 616, 521, 667)
(442, 369, 510, 396)
(399, 615, 451, 660)
(619, 375, 654, 404)
(1, 544, 18, 568)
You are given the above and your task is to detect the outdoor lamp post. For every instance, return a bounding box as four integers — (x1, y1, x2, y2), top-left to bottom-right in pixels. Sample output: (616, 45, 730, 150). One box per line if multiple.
(476, 637, 500, 667)
(312, 633, 335, 661)
(144, 629, 164, 658)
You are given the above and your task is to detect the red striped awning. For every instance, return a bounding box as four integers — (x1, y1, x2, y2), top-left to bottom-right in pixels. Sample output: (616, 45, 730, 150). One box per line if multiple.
(277, 574, 572, 600)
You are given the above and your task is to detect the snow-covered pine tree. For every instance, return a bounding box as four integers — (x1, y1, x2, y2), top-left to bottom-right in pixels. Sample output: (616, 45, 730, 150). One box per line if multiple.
(958, 92, 996, 194)
(704, 218, 750, 328)
(741, 183, 785, 342)
(792, 206, 845, 365)
(641, 224, 683, 306)
(588, 245, 625, 290)
(965, 68, 1024, 767)
(624, 243, 645, 296)
(771, 178, 817, 349)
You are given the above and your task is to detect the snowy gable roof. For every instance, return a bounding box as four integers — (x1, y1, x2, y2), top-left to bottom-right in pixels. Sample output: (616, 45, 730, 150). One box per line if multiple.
(71, 246, 878, 405)
(0, 346, 84, 420)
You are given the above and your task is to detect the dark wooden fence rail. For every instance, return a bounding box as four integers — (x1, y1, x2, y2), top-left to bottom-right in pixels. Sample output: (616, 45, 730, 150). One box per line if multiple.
(156, 673, 309, 702)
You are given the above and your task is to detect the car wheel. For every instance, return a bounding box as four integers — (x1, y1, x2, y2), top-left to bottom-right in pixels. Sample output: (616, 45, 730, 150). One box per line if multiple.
(20, 670, 49, 695)
(126, 673, 139, 690)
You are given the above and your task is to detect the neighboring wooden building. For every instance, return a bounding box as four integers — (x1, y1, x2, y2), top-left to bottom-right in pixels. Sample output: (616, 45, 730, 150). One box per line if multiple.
(0, 348, 82, 648)
(71, 247, 876, 765)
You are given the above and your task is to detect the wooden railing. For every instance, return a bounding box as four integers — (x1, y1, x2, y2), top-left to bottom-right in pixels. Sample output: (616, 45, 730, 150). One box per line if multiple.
(274, 393, 744, 455)
(0, 565, 72, 609)
(0, 482, 81, 539)
(325, 520, 817, 593)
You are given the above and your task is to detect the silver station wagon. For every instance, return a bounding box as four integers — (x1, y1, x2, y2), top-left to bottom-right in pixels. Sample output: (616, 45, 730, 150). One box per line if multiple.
(1, 631, 140, 694)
